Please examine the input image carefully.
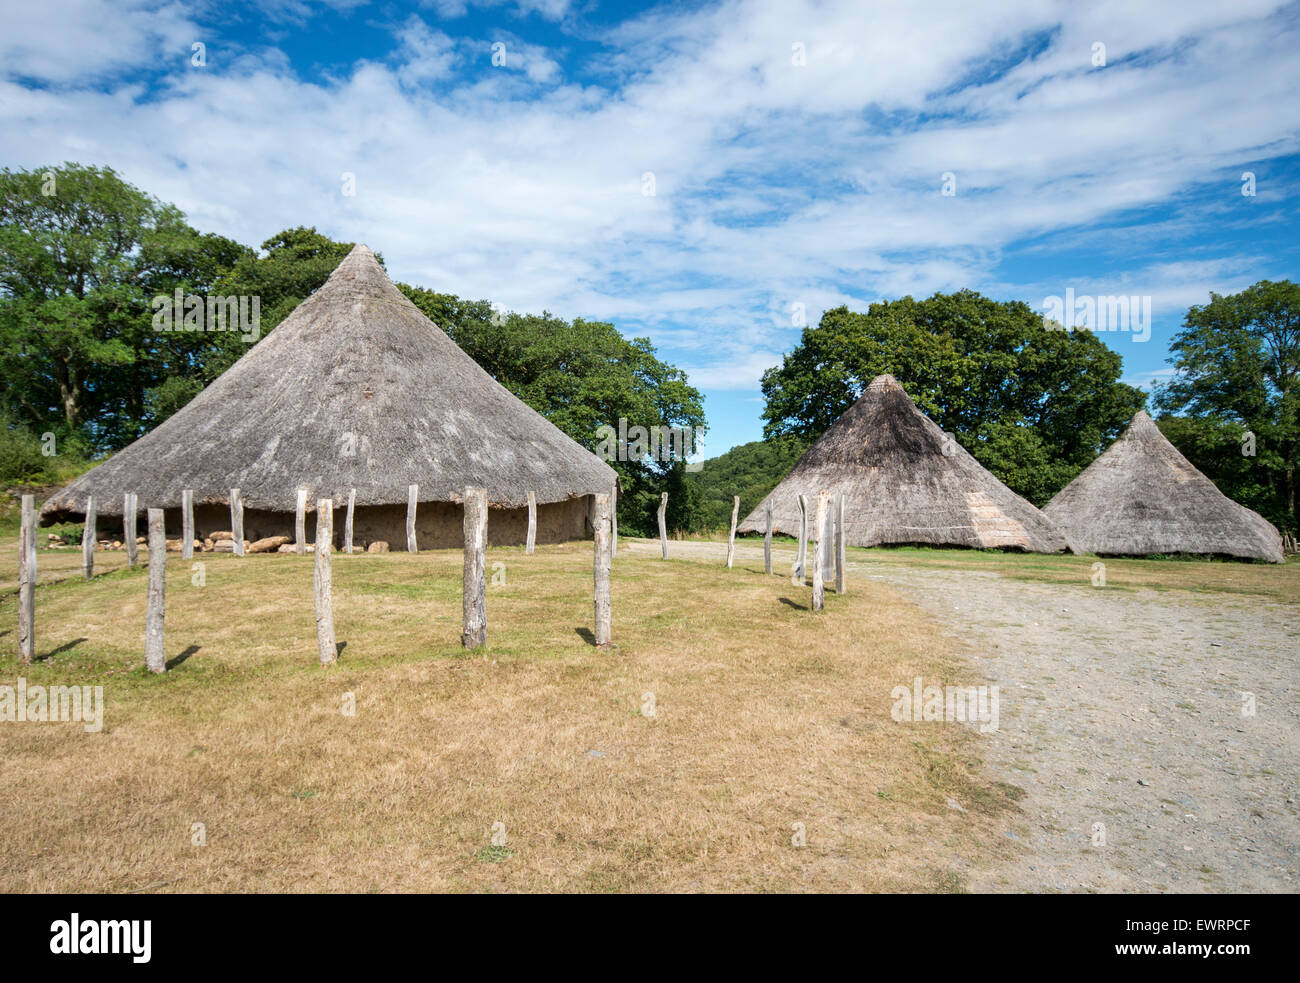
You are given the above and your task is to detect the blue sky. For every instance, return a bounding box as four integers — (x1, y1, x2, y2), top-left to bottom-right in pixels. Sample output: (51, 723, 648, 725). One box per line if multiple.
(4, 0, 1299, 456)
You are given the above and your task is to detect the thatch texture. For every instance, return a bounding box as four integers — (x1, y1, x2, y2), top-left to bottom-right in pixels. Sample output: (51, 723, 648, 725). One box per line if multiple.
(737, 375, 1069, 552)
(1044, 411, 1284, 562)
(41, 245, 616, 524)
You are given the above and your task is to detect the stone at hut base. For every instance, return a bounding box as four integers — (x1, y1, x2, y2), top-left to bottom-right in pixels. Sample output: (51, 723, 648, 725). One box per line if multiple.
(247, 535, 290, 554)
(367, 541, 390, 553)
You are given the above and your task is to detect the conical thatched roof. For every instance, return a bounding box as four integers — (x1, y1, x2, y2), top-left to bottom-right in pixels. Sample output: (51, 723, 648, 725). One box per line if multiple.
(1043, 411, 1283, 562)
(737, 375, 1069, 552)
(41, 244, 615, 521)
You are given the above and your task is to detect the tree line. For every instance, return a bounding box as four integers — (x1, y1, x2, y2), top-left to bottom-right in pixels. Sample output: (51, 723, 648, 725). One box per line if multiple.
(2, 163, 1294, 538)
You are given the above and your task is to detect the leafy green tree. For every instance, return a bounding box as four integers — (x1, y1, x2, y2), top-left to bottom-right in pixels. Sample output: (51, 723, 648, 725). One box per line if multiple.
(1155, 280, 1299, 532)
(687, 436, 809, 531)
(0, 163, 248, 451)
(760, 291, 1146, 504)
(400, 286, 706, 535)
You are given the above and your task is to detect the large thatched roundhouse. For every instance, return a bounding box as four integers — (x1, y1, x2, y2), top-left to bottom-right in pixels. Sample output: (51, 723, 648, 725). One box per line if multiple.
(737, 374, 1069, 552)
(1044, 410, 1284, 563)
(41, 245, 616, 548)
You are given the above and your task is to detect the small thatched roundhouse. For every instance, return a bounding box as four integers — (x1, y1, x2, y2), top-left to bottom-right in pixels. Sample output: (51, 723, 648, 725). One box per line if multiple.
(41, 245, 616, 548)
(737, 374, 1069, 552)
(1044, 410, 1284, 562)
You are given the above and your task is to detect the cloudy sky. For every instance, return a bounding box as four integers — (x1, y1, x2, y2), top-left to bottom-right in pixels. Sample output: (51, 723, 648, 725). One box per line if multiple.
(4, 0, 1299, 453)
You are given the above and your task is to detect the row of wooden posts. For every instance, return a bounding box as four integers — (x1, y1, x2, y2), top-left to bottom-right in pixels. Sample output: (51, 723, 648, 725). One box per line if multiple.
(14, 486, 619, 669)
(721, 490, 847, 611)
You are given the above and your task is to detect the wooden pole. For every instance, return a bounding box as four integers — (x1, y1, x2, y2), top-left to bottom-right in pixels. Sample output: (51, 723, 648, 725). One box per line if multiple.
(525, 490, 537, 555)
(344, 488, 356, 554)
(181, 488, 194, 560)
(124, 492, 138, 569)
(462, 487, 488, 649)
(593, 492, 612, 649)
(821, 496, 836, 584)
(18, 494, 36, 664)
(792, 495, 807, 585)
(82, 494, 96, 580)
(230, 488, 245, 556)
(658, 492, 669, 559)
(610, 483, 618, 560)
(835, 494, 847, 595)
(812, 491, 829, 611)
(726, 495, 739, 568)
(314, 499, 336, 665)
(295, 488, 307, 554)
(764, 499, 773, 575)
(145, 508, 166, 673)
(407, 483, 419, 553)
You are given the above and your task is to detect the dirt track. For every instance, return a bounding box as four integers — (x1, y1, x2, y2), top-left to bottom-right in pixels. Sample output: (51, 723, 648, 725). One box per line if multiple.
(624, 537, 1300, 893)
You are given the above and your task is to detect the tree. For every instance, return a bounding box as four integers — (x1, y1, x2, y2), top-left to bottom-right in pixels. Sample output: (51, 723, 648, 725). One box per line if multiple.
(1155, 280, 1299, 533)
(0, 163, 248, 451)
(686, 436, 809, 531)
(760, 291, 1146, 505)
(400, 286, 706, 536)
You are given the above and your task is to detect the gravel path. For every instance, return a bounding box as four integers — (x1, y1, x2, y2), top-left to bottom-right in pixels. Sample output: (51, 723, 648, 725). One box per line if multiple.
(625, 538, 1300, 892)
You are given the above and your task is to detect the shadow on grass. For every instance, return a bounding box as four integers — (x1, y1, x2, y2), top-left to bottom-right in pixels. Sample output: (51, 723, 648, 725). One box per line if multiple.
(574, 627, 596, 646)
(166, 645, 201, 670)
(778, 597, 809, 611)
(37, 637, 88, 662)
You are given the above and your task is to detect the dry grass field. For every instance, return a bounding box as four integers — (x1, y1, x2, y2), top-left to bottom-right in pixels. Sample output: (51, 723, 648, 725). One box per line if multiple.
(0, 533, 1026, 893)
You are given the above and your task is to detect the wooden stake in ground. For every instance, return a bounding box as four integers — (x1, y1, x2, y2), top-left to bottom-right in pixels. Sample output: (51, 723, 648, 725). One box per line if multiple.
(230, 488, 245, 556)
(812, 491, 829, 611)
(295, 488, 307, 554)
(821, 497, 836, 585)
(726, 495, 740, 568)
(461, 487, 488, 649)
(145, 508, 166, 673)
(792, 495, 808, 585)
(526, 490, 537, 555)
(610, 483, 618, 560)
(343, 488, 356, 554)
(82, 494, 96, 580)
(658, 492, 669, 559)
(764, 498, 773, 575)
(181, 488, 194, 560)
(407, 483, 419, 553)
(314, 499, 337, 666)
(18, 494, 36, 664)
(835, 494, 847, 595)
(124, 492, 138, 569)
(593, 492, 612, 649)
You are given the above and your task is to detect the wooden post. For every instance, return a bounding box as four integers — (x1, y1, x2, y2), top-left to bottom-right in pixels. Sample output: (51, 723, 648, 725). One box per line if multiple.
(407, 483, 419, 553)
(658, 492, 669, 559)
(525, 490, 537, 555)
(726, 495, 739, 568)
(295, 488, 307, 554)
(792, 495, 807, 585)
(835, 494, 846, 594)
(344, 488, 356, 554)
(610, 483, 618, 560)
(82, 494, 96, 580)
(18, 494, 36, 664)
(230, 488, 245, 556)
(181, 488, 194, 560)
(462, 487, 488, 649)
(820, 497, 836, 584)
(763, 499, 773, 575)
(812, 491, 829, 611)
(593, 492, 612, 649)
(124, 492, 138, 569)
(145, 508, 166, 673)
(314, 499, 336, 665)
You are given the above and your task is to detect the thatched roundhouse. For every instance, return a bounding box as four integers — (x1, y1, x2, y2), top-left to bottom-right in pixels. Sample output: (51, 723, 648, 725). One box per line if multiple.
(41, 245, 616, 548)
(737, 374, 1069, 552)
(1044, 411, 1284, 562)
